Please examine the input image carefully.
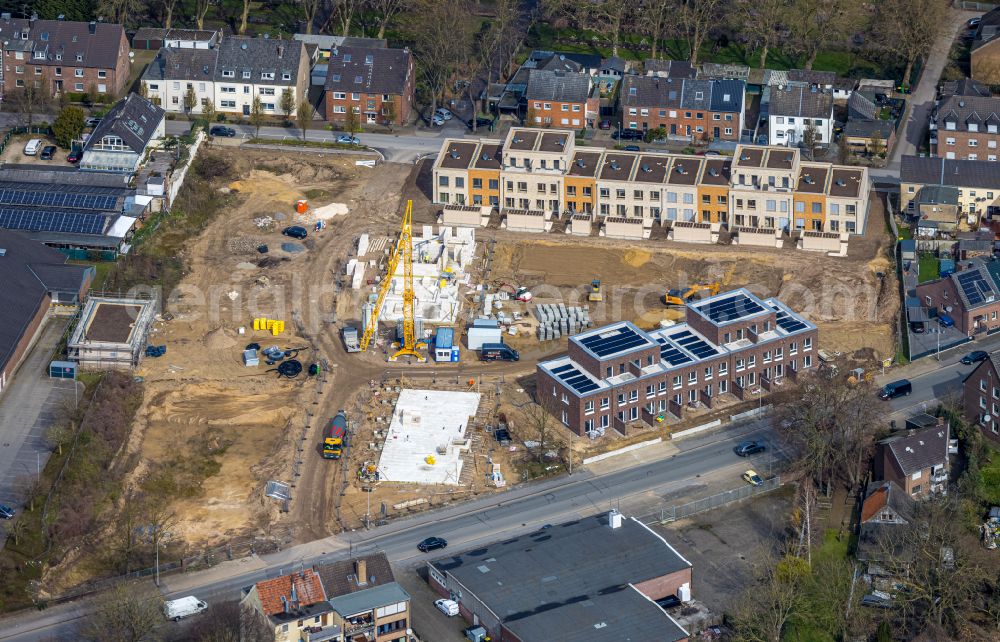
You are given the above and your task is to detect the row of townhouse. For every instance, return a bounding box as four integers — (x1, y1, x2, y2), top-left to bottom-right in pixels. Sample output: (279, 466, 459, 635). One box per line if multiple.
(433, 128, 870, 234)
(932, 94, 1000, 160)
(0, 14, 130, 99)
(536, 288, 818, 436)
(619, 76, 745, 142)
(900, 155, 1000, 224)
(141, 36, 310, 117)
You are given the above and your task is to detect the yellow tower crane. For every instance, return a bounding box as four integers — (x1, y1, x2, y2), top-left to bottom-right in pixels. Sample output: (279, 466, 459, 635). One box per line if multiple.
(359, 200, 426, 362)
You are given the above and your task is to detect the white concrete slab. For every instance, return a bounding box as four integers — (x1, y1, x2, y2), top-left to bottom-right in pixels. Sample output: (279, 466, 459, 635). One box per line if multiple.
(377, 389, 481, 485)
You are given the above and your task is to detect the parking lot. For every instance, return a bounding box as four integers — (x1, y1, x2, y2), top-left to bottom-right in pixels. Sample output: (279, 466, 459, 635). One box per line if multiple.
(393, 563, 468, 642)
(0, 132, 74, 165)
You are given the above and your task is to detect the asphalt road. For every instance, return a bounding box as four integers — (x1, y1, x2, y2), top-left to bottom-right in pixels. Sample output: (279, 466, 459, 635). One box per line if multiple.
(0, 418, 777, 641)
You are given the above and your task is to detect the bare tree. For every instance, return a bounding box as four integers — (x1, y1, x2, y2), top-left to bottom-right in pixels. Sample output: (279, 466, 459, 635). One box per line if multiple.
(643, 0, 672, 61)
(238, 0, 251, 34)
(280, 88, 296, 123)
(109, 490, 143, 575)
(161, 0, 179, 29)
(732, 0, 785, 69)
(249, 95, 265, 138)
(802, 123, 819, 160)
(728, 550, 810, 642)
(98, 0, 146, 26)
(201, 98, 217, 125)
(412, 0, 469, 124)
(370, 0, 410, 40)
(186, 600, 272, 642)
(675, 0, 725, 65)
(195, 0, 216, 31)
(8, 84, 51, 129)
(328, 0, 364, 37)
(480, 0, 525, 86)
(542, 0, 629, 58)
(344, 106, 361, 135)
(788, 0, 861, 70)
(870, 0, 950, 88)
(296, 100, 312, 140)
(80, 583, 162, 642)
(299, 0, 323, 35)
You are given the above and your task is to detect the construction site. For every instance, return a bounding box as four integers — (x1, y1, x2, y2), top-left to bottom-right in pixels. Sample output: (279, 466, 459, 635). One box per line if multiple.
(55, 148, 898, 563)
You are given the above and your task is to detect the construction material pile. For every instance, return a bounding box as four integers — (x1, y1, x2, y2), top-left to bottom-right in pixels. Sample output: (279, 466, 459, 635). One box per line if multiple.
(534, 304, 591, 341)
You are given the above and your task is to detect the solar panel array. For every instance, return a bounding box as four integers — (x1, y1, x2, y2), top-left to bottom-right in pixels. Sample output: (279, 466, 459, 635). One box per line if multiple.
(655, 336, 694, 367)
(957, 269, 994, 306)
(769, 304, 808, 333)
(0, 188, 119, 211)
(0, 181, 132, 196)
(579, 325, 649, 357)
(671, 330, 719, 359)
(697, 292, 765, 324)
(0, 208, 106, 235)
(550, 362, 600, 394)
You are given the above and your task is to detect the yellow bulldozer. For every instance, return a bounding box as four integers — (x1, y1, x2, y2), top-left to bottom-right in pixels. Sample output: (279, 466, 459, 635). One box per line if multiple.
(664, 282, 720, 306)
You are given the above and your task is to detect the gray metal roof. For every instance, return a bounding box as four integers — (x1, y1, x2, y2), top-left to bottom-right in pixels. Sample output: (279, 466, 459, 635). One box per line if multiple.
(431, 513, 690, 642)
(326, 582, 409, 617)
(768, 84, 834, 119)
(525, 69, 590, 103)
(901, 155, 1000, 188)
(323, 45, 412, 95)
(879, 426, 950, 475)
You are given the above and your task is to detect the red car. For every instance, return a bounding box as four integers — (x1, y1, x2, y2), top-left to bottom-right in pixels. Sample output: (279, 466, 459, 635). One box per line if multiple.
(66, 149, 82, 163)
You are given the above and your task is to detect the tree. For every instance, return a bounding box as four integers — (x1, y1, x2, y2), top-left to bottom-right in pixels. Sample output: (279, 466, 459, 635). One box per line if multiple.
(280, 88, 296, 123)
(802, 123, 819, 160)
(344, 106, 360, 135)
(776, 373, 884, 493)
(381, 98, 396, 129)
(183, 86, 198, 115)
(296, 100, 312, 140)
(238, 0, 251, 34)
(85, 83, 100, 107)
(521, 403, 559, 464)
(525, 104, 539, 127)
(328, 0, 363, 37)
(868, 129, 885, 158)
(728, 551, 809, 642)
(195, 0, 215, 31)
(201, 98, 217, 124)
(97, 0, 146, 26)
(8, 84, 51, 129)
(186, 600, 272, 642)
(161, 0, 179, 29)
(53, 106, 86, 148)
(249, 95, 265, 138)
(871, 0, 949, 89)
(788, 0, 861, 70)
(643, 0, 672, 61)
(584, 0, 630, 58)
(732, 0, 786, 69)
(80, 583, 162, 642)
(412, 0, 469, 125)
(479, 0, 525, 86)
(370, 0, 409, 40)
(676, 0, 725, 65)
(298, 0, 322, 34)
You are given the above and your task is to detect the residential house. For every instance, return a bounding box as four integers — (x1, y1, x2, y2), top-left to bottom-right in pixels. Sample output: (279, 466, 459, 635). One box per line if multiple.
(599, 56, 626, 79)
(964, 351, 1000, 443)
(294, 34, 387, 61)
(433, 128, 871, 234)
(874, 423, 952, 497)
(80, 93, 165, 174)
(900, 155, 1000, 222)
(427, 511, 691, 642)
(525, 69, 594, 129)
(240, 569, 334, 642)
(536, 289, 817, 435)
(0, 15, 131, 99)
(0, 229, 93, 393)
(322, 45, 414, 126)
(620, 76, 745, 142)
(843, 91, 896, 155)
(934, 94, 1000, 160)
(856, 480, 916, 568)
(526, 50, 601, 75)
(940, 77, 991, 98)
(315, 553, 410, 642)
(767, 84, 834, 147)
(912, 185, 961, 235)
(914, 257, 1000, 335)
(131, 27, 220, 50)
(142, 37, 310, 117)
(644, 59, 696, 79)
(971, 8, 1000, 85)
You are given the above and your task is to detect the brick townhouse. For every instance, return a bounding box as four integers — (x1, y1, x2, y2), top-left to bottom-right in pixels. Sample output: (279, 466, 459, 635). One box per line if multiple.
(0, 15, 130, 99)
(323, 45, 414, 126)
(964, 351, 1000, 443)
(620, 76, 745, 142)
(525, 69, 596, 129)
(934, 94, 1000, 160)
(536, 288, 818, 436)
(914, 257, 1000, 336)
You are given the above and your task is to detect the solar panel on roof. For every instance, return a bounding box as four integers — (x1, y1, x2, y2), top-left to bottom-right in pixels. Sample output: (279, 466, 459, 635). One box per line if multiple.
(957, 269, 993, 306)
(550, 363, 575, 375)
(0, 188, 118, 211)
(673, 330, 718, 359)
(0, 208, 106, 235)
(579, 326, 649, 357)
(697, 293, 765, 324)
(553, 364, 600, 394)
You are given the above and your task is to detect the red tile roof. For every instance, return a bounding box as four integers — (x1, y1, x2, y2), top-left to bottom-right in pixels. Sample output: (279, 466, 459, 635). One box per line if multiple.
(255, 569, 327, 615)
(861, 484, 889, 523)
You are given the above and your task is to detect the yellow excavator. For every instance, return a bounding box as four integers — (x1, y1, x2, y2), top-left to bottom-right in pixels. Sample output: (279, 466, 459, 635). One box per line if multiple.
(664, 282, 720, 306)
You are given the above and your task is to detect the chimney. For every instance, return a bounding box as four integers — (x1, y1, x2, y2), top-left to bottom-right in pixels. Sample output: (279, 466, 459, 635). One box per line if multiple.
(280, 595, 289, 614)
(277, 43, 284, 58)
(290, 579, 299, 608)
(88, 21, 96, 34)
(355, 558, 368, 586)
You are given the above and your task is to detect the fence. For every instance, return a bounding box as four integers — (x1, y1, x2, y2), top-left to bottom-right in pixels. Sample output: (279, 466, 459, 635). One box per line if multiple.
(0, 125, 53, 157)
(166, 130, 206, 205)
(643, 476, 782, 523)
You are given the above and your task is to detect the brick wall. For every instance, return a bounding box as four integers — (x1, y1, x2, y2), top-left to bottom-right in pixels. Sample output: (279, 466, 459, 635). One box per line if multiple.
(632, 567, 693, 601)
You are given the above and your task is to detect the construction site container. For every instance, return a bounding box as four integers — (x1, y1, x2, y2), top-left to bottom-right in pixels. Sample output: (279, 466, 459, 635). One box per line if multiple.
(467, 318, 501, 350)
(296, 199, 308, 213)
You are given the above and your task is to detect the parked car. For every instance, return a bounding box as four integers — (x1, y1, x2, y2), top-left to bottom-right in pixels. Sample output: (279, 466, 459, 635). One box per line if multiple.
(418, 536, 448, 552)
(23, 138, 42, 155)
(434, 108, 453, 121)
(937, 313, 955, 328)
(85, 117, 102, 128)
(431, 114, 446, 126)
(961, 350, 989, 365)
(434, 599, 460, 617)
(969, 17, 982, 29)
(879, 379, 912, 400)
(733, 440, 766, 457)
(0, 504, 14, 519)
(163, 596, 208, 621)
(39, 145, 57, 160)
(742, 470, 764, 486)
(612, 129, 643, 141)
(282, 225, 308, 239)
(336, 134, 361, 145)
(466, 117, 494, 130)
(209, 125, 236, 137)
(598, 119, 612, 130)
(66, 149, 82, 163)
(909, 321, 925, 334)
(623, 144, 641, 152)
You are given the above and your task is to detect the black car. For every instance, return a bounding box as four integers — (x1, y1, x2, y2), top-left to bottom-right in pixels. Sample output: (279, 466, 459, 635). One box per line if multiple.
(282, 225, 308, 239)
(210, 125, 237, 137)
(909, 321, 925, 334)
(466, 117, 494, 130)
(0, 504, 14, 519)
(733, 440, 766, 457)
(623, 144, 641, 151)
(39, 145, 57, 160)
(612, 129, 643, 141)
(417, 536, 447, 552)
(880, 379, 912, 400)
(961, 350, 989, 365)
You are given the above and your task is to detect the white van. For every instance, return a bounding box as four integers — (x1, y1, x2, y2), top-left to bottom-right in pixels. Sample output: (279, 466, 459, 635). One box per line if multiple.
(23, 139, 42, 156)
(163, 596, 208, 621)
(434, 598, 460, 617)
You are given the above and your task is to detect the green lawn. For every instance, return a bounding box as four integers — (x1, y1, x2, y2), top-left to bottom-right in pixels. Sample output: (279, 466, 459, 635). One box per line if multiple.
(978, 444, 1000, 506)
(897, 225, 913, 240)
(918, 252, 939, 283)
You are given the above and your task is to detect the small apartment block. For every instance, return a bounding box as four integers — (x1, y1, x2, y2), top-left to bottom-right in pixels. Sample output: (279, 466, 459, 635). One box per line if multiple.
(432, 128, 870, 235)
(536, 288, 818, 436)
(620, 76, 745, 142)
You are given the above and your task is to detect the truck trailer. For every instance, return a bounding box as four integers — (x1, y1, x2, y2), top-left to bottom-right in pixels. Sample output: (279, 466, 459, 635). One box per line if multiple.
(323, 411, 348, 459)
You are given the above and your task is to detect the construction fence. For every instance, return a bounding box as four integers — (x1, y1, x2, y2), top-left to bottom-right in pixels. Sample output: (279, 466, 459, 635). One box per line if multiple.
(642, 475, 782, 524)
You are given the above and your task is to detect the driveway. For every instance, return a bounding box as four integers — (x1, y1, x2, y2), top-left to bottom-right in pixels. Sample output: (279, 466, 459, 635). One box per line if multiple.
(891, 8, 981, 164)
(0, 316, 76, 549)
